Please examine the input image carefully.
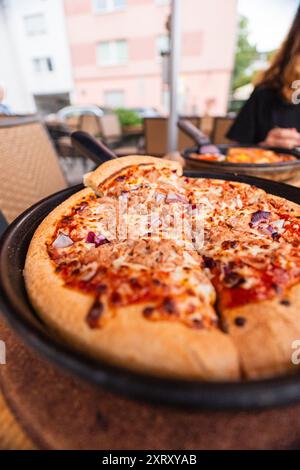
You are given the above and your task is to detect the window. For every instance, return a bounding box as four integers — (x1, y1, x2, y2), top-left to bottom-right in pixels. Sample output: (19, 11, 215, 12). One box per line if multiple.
(156, 35, 170, 58)
(33, 57, 54, 73)
(155, 0, 171, 5)
(97, 40, 128, 66)
(24, 14, 46, 35)
(104, 90, 125, 108)
(93, 0, 126, 13)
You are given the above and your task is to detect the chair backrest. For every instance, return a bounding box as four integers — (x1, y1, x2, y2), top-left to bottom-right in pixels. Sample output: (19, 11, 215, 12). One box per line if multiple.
(78, 114, 102, 137)
(65, 115, 80, 132)
(0, 117, 66, 223)
(144, 116, 201, 156)
(211, 116, 234, 145)
(99, 114, 122, 142)
(144, 118, 167, 156)
(200, 116, 215, 140)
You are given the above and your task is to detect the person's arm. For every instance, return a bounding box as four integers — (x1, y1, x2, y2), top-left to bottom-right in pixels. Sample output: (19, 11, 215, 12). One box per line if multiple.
(260, 127, 300, 149)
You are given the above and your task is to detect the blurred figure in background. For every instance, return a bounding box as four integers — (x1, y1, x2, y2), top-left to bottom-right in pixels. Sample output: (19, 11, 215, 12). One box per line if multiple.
(227, 6, 300, 149)
(0, 83, 11, 116)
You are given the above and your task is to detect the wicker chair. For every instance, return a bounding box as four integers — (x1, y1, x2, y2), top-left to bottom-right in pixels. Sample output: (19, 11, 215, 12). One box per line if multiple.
(144, 117, 201, 157)
(200, 115, 215, 140)
(78, 114, 102, 138)
(211, 116, 234, 145)
(65, 115, 80, 132)
(99, 114, 138, 157)
(56, 114, 103, 159)
(0, 116, 66, 223)
(0, 116, 69, 449)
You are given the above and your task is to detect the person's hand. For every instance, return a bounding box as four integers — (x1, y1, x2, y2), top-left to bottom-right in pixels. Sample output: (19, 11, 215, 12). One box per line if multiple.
(260, 127, 300, 149)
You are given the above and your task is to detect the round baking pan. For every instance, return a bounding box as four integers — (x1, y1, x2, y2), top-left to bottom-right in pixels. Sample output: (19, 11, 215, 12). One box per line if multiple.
(1, 172, 300, 410)
(183, 144, 300, 181)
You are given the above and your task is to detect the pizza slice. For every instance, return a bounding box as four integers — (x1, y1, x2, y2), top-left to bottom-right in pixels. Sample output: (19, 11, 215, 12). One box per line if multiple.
(197, 183, 300, 379)
(84, 155, 183, 197)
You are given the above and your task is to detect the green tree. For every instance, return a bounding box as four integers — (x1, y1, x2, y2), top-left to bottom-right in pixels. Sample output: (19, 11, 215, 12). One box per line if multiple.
(231, 15, 258, 91)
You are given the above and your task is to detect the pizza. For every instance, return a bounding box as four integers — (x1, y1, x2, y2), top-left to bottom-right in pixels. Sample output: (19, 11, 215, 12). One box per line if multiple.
(191, 147, 296, 164)
(226, 147, 296, 164)
(24, 156, 300, 381)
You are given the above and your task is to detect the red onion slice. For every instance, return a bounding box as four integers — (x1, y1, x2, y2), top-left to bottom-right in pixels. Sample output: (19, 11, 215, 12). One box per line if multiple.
(86, 231, 109, 247)
(86, 231, 96, 243)
(250, 210, 270, 227)
(166, 192, 188, 204)
(95, 234, 109, 247)
(52, 233, 73, 249)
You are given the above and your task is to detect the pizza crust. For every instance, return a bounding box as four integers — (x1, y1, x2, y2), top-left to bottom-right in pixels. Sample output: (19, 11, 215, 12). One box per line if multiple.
(223, 282, 300, 379)
(24, 188, 96, 331)
(84, 155, 183, 195)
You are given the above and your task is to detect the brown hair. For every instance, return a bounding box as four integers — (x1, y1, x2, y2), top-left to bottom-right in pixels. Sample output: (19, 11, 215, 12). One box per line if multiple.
(256, 6, 300, 102)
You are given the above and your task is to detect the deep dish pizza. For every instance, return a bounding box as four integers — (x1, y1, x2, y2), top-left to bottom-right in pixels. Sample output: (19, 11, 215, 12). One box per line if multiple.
(191, 147, 297, 164)
(24, 156, 300, 381)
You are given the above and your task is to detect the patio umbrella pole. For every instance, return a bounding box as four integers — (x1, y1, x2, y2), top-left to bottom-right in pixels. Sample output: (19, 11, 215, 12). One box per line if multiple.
(167, 0, 181, 153)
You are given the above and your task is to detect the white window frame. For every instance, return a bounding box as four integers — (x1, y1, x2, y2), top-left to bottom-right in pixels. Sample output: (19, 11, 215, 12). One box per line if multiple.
(104, 90, 125, 108)
(155, 0, 171, 6)
(24, 13, 46, 36)
(93, 0, 126, 14)
(33, 57, 54, 74)
(97, 40, 128, 67)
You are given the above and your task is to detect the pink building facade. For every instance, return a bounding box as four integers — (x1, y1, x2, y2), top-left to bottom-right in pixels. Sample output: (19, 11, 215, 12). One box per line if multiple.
(64, 0, 237, 115)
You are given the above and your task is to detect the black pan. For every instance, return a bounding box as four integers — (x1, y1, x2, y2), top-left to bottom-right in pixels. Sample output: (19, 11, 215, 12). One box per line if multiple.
(184, 144, 300, 181)
(1, 172, 300, 410)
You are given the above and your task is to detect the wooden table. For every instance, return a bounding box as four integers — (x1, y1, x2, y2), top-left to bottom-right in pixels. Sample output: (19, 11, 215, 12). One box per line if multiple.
(0, 318, 35, 449)
(1, 175, 300, 449)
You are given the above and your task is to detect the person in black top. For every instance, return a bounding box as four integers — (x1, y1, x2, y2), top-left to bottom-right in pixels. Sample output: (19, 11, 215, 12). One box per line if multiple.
(227, 6, 300, 149)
